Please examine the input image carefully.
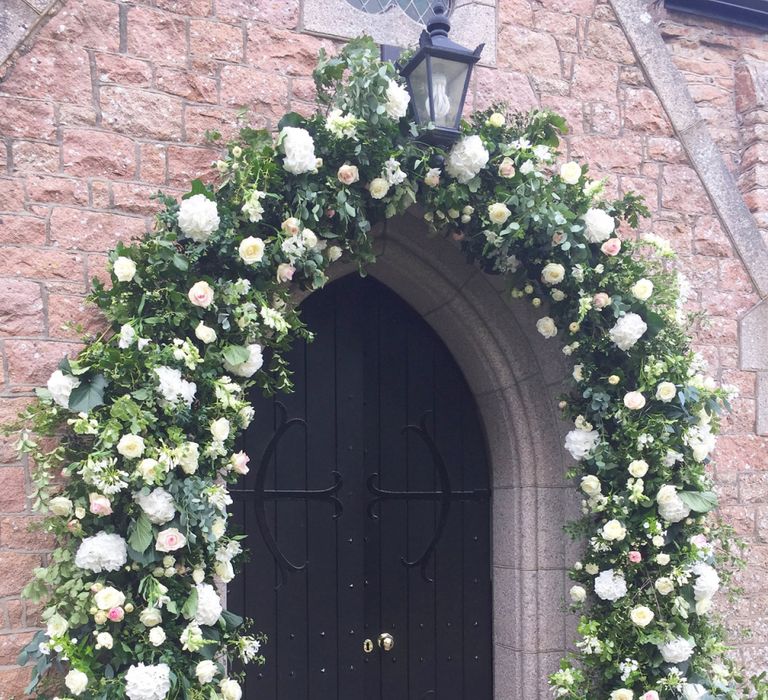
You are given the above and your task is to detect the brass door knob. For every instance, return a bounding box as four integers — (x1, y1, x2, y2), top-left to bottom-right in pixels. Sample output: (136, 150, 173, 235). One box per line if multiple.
(378, 632, 395, 651)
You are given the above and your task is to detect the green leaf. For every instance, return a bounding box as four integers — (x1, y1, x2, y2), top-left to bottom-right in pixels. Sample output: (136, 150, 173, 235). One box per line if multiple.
(128, 513, 154, 553)
(184, 179, 215, 201)
(172, 253, 189, 272)
(277, 112, 305, 131)
(678, 490, 718, 513)
(182, 587, 199, 620)
(68, 373, 108, 413)
(220, 609, 243, 630)
(222, 345, 250, 366)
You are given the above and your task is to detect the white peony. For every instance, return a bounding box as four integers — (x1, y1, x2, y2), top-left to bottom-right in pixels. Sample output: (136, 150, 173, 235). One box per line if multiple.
(196, 659, 218, 684)
(47, 370, 80, 409)
(94, 586, 125, 610)
(630, 605, 655, 627)
(195, 583, 223, 626)
(445, 134, 489, 184)
(75, 532, 127, 573)
(656, 484, 690, 523)
(384, 80, 410, 120)
(154, 366, 197, 407)
(223, 343, 264, 377)
(178, 194, 220, 242)
(148, 627, 166, 646)
(281, 126, 317, 175)
(124, 663, 172, 700)
(113, 256, 137, 282)
(65, 669, 88, 696)
(49, 496, 73, 517)
(631, 278, 654, 301)
(117, 434, 145, 460)
(602, 519, 627, 541)
(541, 263, 565, 285)
(135, 488, 176, 525)
(657, 636, 695, 664)
(609, 313, 648, 351)
(565, 428, 600, 461)
(536, 316, 558, 339)
(219, 679, 243, 700)
(594, 569, 627, 601)
(692, 562, 720, 602)
(582, 208, 615, 243)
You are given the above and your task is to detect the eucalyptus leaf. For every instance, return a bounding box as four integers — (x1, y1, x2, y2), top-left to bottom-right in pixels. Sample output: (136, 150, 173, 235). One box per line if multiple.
(678, 490, 718, 513)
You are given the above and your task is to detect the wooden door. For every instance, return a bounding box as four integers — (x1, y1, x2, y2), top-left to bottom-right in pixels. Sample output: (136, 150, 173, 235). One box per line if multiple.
(230, 275, 493, 700)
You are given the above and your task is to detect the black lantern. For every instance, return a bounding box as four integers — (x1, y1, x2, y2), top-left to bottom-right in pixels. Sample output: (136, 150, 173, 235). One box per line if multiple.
(398, 2, 484, 146)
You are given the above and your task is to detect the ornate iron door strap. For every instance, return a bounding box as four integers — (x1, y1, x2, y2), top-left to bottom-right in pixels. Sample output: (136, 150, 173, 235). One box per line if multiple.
(231, 402, 343, 587)
(366, 412, 490, 582)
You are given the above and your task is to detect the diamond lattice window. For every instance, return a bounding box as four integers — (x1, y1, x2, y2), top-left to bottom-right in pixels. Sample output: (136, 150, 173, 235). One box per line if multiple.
(344, 0, 453, 24)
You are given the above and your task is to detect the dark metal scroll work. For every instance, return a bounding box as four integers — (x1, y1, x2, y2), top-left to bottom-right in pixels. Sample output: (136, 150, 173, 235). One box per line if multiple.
(232, 402, 343, 589)
(366, 412, 489, 582)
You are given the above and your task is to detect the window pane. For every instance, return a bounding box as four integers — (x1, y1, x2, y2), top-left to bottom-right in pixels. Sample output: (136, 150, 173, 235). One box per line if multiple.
(345, 0, 453, 25)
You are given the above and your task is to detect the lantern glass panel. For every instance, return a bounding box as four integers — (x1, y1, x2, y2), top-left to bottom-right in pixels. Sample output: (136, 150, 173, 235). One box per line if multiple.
(407, 57, 431, 125)
(428, 55, 470, 128)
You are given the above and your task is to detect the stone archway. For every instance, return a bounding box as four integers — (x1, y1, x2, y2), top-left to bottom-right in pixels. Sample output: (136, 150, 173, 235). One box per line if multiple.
(301, 208, 579, 698)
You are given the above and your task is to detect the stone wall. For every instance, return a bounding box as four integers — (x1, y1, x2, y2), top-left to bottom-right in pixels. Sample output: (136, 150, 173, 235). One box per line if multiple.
(0, 0, 767, 694)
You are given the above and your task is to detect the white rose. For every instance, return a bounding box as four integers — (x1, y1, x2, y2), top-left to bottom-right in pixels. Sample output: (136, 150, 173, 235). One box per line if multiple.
(536, 316, 558, 339)
(337, 163, 360, 186)
(602, 519, 627, 541)
(223, 343, 263, 377)
(488, 202, 511, 225)
(541, 263, 565, 285)
(631, 278, 654, 301)
(657, 637, 695, 664)
(149, 627, 166, 646)
(564, 429, 600, 461)
(655, 577, 675, 595)
(95, 631, 113, 649)
(609, 313, 648, 351)
(65, 669, 89, 696)
(219, 679, 243, 700)
(49, 496, 73, 517)
(560, 161, 582, 185)
(656, 553, 671, 566)
(215, 560, 235, 583)
(656, 382, 677, 402)
(75, 532, 128, 573)
(623, 391, 646, 410)
(192, 568, 205, 584)
(210, 417, 231, 442)
(580, 475, 601, 496)
(630, 605, 655, 627)
(117, 434, 145, 459)
(188, 280, 215, 308)
(656, 484, 691, 523)
(368, 177, 390, 200)
(119, 323, 136, 349)
(46, 613, 69, 638)
(238, 236, 265, 265)
(384, 80, 410, 120)
(178, 194, 220, 242)
(140, 607, 162, 627)
(327, 245, 342, 262)
(211, 518, 227, 540)
(155, 528, 187, 552)
(569, 585, 587, 603)
(610, 690, 634, 700)
(487, 112, 505, 128)
(628, 460, 649, 478)
(582, 208, 615, 243)
(195, 321, 217, 344)
(281, 126, 317, 175)
(196, 659, 218, 684)
(135, 488, 176, 525)
(195, 583, 223, 626)
(94, 586, 125, 610)
(594, 569, 627, 601)
(114, 256, 137, 282)
(424, 167, 441, 187)
(47, 370, 80, 409)
(446, 134, 489, 184)
(125, 663, 172, 700)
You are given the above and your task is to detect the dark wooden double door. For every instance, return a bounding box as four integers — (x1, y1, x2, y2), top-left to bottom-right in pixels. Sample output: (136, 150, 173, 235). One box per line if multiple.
(230, 276, 493, 700)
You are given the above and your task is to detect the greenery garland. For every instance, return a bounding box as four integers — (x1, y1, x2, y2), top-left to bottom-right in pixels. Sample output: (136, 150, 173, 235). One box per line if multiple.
(14, 36, 766, 700)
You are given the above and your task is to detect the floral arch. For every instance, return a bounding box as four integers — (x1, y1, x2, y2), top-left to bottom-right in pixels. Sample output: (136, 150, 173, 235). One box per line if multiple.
(15, 37, 763, 700)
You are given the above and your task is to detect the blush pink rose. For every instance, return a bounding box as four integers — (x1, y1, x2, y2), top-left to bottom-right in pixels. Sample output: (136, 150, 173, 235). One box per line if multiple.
(600, 237, 622, 256)
(690, 534, 708, 548)
(188, 281, 214, 308)
(628, 551, 642, 563)
(89, 493, 112, 517)
(281, 217, 301, 236)
(641, 693, 660, 700)
(230, 451, 250, 475)
(593, 292, 611, 309)
(108, 607, 124, 622)
(155, 527, 187, 552)
(623, 391, 647, 410)
(337, 163, 360, 186)
(276, 263, 295, 283)
(552, 232, 566, 245)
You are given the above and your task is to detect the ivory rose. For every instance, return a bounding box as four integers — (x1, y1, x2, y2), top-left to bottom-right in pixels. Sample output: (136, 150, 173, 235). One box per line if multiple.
(113, 256, 137, 282)
(238, 236, 265, 264)
(337, 163, 360, 185)
(541, 262, 565, 285)
(94, 586, 125, 610)
(281, 217, 301, 236)
(602, 519, 627, 541)
(631, 278, 654, 301)
(630, 605, 655, 627)
(424, 167, 441, 187)
(559, 161, 582, 184)
(623, 391, 646, 410)
(89, 493, 112, 517)
(117, 434, 145, 459)
(536, 316, 557, 339)
(277, 263, 296, 283)
(65, 669, 88, 696)
(628, 459, 649, 477)
(593, 292, 611, 309)
(656, 382, 677, 402)
(230, 451, 250, 475)
(188, 281, 214, 308)
(580, 475, 601, 496)
(195, 321, 217, 344)
(368, 178, 390, 199)
(488, 202, 511, 225)
(570, 585, 586, 603)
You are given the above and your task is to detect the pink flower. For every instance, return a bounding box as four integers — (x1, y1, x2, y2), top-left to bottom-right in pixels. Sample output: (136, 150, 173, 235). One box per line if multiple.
(325, 208, 336, 218)
(230, 451, 250, 476)
(188, 281, 214, 308)
(89, 493, 112, 517)
(281, 217, 301, 236)
(276, 263, 295, 284)
(593, 292, 611, 309)
(690, 534, 708, 548)
(628, 551, 642, 563)
(552, 232, 566, 245)
(155, 527, 187, 552)
(337, 163, 360, 186)
(107, 607, 124, 622)
(641, 692, 660, 700)
(600, 237, 622, 256)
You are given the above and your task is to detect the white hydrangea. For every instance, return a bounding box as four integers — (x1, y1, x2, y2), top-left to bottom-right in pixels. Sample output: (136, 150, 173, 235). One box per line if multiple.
(384, 80, 410, 120)
(445, 134, 489, 184)
(656, 484, 691, 523)
(194, 583, 223, 626)
(692, 562, 720, 602)
(134, 488, 176, 525)
(594, 569, 627, 601)
(223, 344, 263, 378)
(564, 428, 600, 461)
(177, 194, 220, 242)
(582, 208, 615, 243)
(154, 366, 197, 407)
(47, 370, 80, 409)
(75, 532, 128, 573)
(609, 313, 648, 351)
(281, 126, 317, 175)
(657, 637, 695, 664)
(124, 663, 172, 700)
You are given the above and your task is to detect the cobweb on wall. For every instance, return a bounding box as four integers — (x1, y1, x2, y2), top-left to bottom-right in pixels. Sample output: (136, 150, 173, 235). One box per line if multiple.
(344, 0, 453, 25)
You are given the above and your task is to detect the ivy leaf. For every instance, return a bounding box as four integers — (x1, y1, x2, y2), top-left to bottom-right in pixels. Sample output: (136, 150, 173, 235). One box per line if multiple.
(68, 373, 108, 413)
(277, 112, 305, 131)
(184, 179, 215, 201)
(128, 513, 154, 553)
(222, 345, 250, 366)
(678, 490, 718, 513)
(182, 587, 199, 620)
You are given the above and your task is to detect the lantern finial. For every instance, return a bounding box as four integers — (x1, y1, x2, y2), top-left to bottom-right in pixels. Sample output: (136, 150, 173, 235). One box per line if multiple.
(425, 2, 451, 39)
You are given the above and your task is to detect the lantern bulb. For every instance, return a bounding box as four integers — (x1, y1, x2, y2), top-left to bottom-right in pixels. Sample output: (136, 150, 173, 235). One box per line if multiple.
(425, 73, 451, 123)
